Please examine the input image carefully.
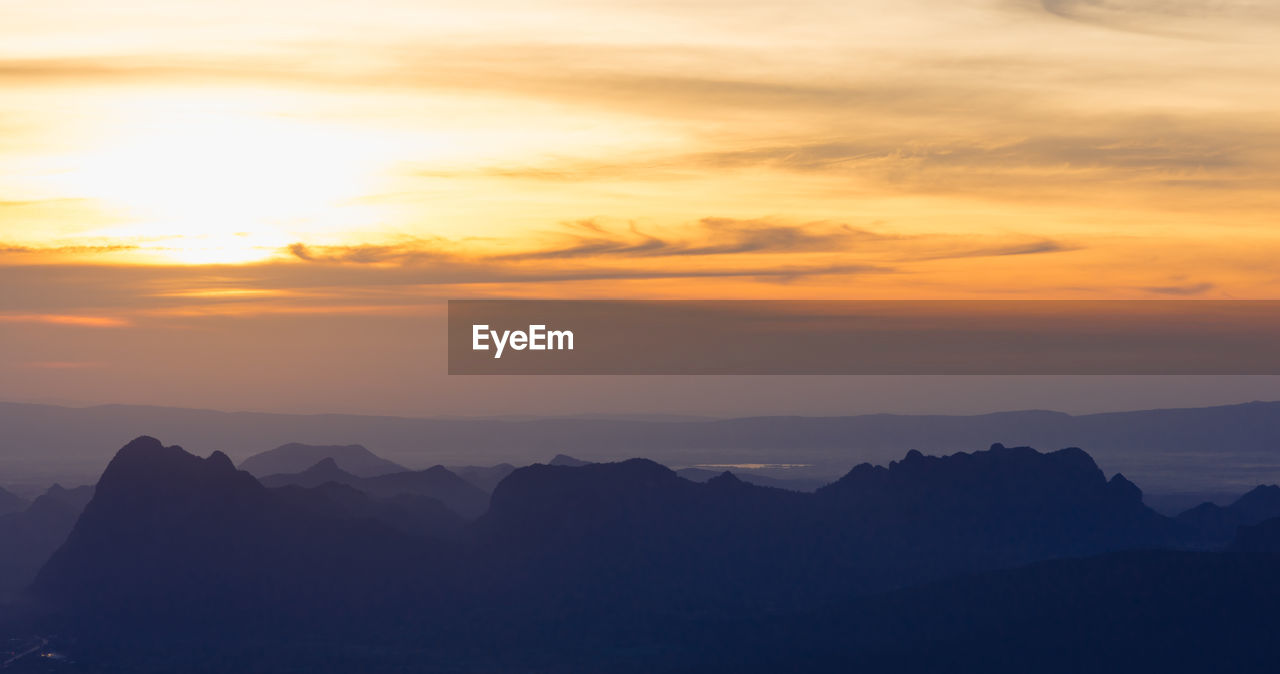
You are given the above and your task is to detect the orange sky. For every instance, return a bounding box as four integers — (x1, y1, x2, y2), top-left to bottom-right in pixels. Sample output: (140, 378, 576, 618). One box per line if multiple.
(3, 0, 1280, 415)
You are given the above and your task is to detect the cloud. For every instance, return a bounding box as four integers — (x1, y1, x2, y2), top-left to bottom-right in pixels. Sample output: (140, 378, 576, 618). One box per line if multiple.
(1035, 0, 1279, 37)
(0, 313, 130, 327)
(453, 123, 1261, 191)
(1, 215, 1075, 315)
(489, 218, 1073, 264)
(1, 243, 139, 255)
(1142, 282, 1216, 296)
(279, 218, 1073, 273)
(493, 218, 890, 261)
(286, 241, 451, 265)
(6, 40, 1280, 213)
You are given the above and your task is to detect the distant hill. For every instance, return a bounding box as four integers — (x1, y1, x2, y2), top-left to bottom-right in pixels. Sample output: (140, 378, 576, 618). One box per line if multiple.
(0, 485, 26, 516)
(260, 458, 490, 519)
(259, 456, 360, 488)
(239, 442, 407, 478)
(1176, 484, 1280, 548)
(676, 467, 828, 492)
(447, 463, 515, 493)
(0, 483, 93, 600)
(548, 454, 592, 467)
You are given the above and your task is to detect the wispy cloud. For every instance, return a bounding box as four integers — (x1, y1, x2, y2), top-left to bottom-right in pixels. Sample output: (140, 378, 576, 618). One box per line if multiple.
(492, 218, 890, 261)
(1142, 282, 1216, 296)
(281, 218, 1073, 270)
(1036, 0, 1280, 37)
(0, 313, 130, 327)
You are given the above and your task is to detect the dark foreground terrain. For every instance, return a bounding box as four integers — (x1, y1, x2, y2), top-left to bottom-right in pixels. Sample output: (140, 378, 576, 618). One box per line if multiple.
(5, 436, 1280, 672)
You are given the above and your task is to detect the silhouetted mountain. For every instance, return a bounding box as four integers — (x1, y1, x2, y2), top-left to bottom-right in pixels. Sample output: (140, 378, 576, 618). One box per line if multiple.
(259, 456, 360, 488)
(238, 442, 406, 478)
(0, 484, 93, 601)
(0, 485, 26, 516)
(260, 459, 490, 519)
(361, 466, 490, 519)
(810, 444, 1172, 574)
(1143, 490, 1241, 516)
(448, 463, 516, 493)
(1176, 484, 1280, 548)
(472, 444, 1176, 610)
(20, 437, 1220, 672)
(548, 453, 592, 467)
(675, 467, 827, 491)
(31, 437, 450, 635)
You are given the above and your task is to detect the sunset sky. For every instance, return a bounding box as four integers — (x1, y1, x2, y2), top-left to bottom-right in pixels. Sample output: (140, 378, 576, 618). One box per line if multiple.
(4, 0, 1280, 415)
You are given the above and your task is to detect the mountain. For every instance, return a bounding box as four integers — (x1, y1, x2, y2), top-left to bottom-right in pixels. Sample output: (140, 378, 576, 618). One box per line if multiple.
(20, 437, 1214, 672)
(1176, 484, 1280, 548)
(31, 437, 452, 636)
(812, 444, 1173, 572)
(260, 459, 490, 519)
(10, 400, 1280, 494)
(676, 467, 828, 491)
(259, 456, 360, 488)
(360, 466, 490, 519)
(0, 483, 93, 601)
(0, 485, 26, 516)
(472, 444, 1176, 609)
(447, 463, 516, 493)
(548, 453, 592, 467)
(238, 442, 407, 478)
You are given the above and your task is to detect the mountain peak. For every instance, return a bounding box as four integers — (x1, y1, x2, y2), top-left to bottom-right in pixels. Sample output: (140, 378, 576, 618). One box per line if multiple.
(239, 443, 407, 478)
(485, 458, 680, 533)
(548, 454, 592, 467)
(706, 470, 744, 487)
(208, 450, 235, 472)
(313, 456, 340, 470)
(1106, 473, 1143, 504)
(820, 444, 1116, 512)
(97, 436, 260, 501)
(260, 457, 360, 490)
(115, 434, 165, 459)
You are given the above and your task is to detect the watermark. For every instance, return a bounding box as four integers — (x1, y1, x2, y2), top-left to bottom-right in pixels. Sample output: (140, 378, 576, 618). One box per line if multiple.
(448, 300, 1280, 374)
(471, 324, 574, 359)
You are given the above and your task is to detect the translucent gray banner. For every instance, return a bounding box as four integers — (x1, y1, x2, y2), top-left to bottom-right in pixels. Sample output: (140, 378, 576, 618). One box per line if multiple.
(448, 300, 1280, 374)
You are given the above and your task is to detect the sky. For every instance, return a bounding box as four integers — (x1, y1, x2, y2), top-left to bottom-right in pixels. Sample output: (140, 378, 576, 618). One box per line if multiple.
(3, 0, 1280, 416)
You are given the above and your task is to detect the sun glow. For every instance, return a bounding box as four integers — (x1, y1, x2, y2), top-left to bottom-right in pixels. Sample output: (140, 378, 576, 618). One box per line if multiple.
(56, 102, 384, 264)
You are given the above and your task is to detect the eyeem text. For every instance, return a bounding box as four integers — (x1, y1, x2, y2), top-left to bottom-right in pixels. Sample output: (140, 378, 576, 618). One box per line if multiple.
(471, 324, 574, 359)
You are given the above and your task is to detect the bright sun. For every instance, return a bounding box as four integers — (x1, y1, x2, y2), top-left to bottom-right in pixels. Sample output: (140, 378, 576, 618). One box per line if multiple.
(62, 104, 379, 264)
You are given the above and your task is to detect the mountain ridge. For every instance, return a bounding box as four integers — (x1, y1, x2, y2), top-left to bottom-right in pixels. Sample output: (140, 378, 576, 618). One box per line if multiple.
(6, 400, 1280, 494)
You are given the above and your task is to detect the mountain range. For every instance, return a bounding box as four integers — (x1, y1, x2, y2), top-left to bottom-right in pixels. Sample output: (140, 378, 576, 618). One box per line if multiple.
(238, 442, 408, 477)
(10, 435, 1280, 671)
(259, 457, 490, 519)
(8, 400, 1280, 494)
